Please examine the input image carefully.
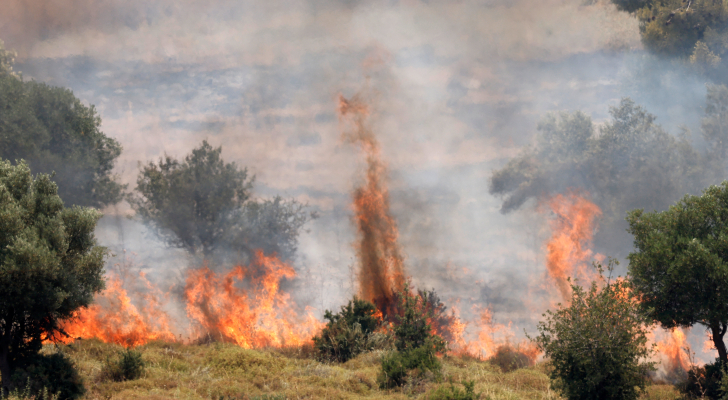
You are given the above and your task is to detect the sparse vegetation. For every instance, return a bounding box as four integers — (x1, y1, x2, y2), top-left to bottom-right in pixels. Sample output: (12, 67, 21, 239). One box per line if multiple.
(426, 379, 482, 400)
(98, 348, 145, 382)
(0, 339, 681, 399)
(488, 344, 532, 373)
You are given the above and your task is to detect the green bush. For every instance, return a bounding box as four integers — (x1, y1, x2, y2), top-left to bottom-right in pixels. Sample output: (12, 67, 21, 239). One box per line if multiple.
(99, 348, 145, 382)
(9, 352, 85, 400)
(378, 283, 447, 389)
(427, 379, 483, 400)
(391, 283, 446, 353)
(378, 343, 443, 389)
(531, 260, 655, 400)
(313, 297, 387, 362)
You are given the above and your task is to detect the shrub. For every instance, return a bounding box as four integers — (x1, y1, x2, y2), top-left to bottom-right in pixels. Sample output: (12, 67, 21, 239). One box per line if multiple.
(391, 283, 446, 353)
(378, 283, 447, 389)
(489, 344, 532, 372)
(9, 352, 85, 400)
(427, 379, 483, 400)
(678, 359, 724, 399)
(378, 344, 443, 389)
(99, 348, 145, 382)
(531, 260, 655, 400)
(313, 297, 387, 362)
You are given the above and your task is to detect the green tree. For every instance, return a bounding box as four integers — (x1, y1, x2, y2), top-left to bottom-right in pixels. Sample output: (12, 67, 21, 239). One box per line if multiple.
(611, 0, 728, 78)
(0, 159, 106, 392)
(531, 261, 654, 400)
(131, 140, 310, 261)
(490, 98, 705, 255)
(627, 181, 728, 364)
(0, 42, 124, 208)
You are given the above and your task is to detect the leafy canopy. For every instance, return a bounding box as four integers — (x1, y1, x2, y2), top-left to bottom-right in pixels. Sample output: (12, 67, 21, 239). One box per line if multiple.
(531, 261, 655, 400)
(131, 140, 310, 261)
(611, 0, 728, 78)
(0, 159, 106, 391)
(490, 98, 707, 255)
(628, 181, 728, 363)
(313, 297, 385, 363)
(0, 42, 123, 208)
(378, 283, 447, 389)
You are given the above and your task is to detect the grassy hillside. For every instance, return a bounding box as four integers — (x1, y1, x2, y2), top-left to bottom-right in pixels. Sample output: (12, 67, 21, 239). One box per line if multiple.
(24, 340, 682, 400)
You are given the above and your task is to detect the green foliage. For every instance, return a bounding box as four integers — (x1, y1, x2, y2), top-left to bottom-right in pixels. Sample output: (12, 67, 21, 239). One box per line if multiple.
(0, 47, 123, 208)
(378, 283, 447, 389)
(628, 182, 728, 363)
(0, 159, 105, 390)
(427, 379, 482, 400)
(0, 40, 18, 78)
(678, 359, 724, 399)
(531, 261, 655, 400)
(9, 353, 84, 400)
(720, 364, 728, 400)
(313, 297, 387, 362)
(131, 140, 310, 261)
(611, 0, 728, 78)
(391, 283, 447, 353)
(490, 98, 706, 254)
(378, 345, 443, 389)
(99, 348, 145, 382)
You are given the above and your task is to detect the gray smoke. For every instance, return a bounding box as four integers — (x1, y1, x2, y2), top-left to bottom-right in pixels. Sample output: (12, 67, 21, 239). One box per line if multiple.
(2, 0, 716, 357)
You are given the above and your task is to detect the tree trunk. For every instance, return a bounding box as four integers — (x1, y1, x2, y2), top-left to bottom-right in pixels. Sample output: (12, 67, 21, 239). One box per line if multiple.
(711, 322, 728, 364)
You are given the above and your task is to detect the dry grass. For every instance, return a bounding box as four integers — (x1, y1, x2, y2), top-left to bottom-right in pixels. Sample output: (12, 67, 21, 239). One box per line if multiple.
(21, 340, 683, 400)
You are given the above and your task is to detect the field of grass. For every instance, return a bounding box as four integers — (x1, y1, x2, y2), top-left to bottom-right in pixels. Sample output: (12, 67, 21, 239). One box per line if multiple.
(26, 339, 682, 400)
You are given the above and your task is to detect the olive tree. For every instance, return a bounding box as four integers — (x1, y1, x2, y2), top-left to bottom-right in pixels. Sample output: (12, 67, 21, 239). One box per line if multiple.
(131, 140, 310, 262)
(0, 41, 124, 208)
(0, 159, 105, 391)
(628, 181, 728, 364)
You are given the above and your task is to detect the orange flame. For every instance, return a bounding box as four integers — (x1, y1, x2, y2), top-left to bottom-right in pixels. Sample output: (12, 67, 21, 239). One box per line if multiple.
(184, 250, 323, 348)
(450, 306, 539, 364)
(543, 191, 602, 301)
(57, 272, 176, 346)
(339, 94, 405, 316)
(652, 327, 691, 378)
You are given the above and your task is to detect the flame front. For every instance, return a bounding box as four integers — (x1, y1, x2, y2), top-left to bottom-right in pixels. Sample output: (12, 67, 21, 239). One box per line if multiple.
(544, 192, 602, 301)
(339, 94, 405, 316)
(58, 273, 176, 346)
(184, 250, 323, 348)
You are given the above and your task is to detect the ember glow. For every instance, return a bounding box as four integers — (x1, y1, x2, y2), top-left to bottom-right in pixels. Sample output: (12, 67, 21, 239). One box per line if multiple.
(184, 250, 323, 348)
(339, 94, 405, 316)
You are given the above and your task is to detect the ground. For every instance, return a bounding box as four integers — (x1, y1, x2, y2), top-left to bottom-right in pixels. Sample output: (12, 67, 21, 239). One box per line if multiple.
(27, 340, 682, 400)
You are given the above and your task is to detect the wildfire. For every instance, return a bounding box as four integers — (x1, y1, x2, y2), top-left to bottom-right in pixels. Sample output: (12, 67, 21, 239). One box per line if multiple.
(543, 191, 602, 301)
(57, 272, 176, 346)
(652, 327, 691, 381)
(184, 250, 323, 348)
(339, 94, 405, 316)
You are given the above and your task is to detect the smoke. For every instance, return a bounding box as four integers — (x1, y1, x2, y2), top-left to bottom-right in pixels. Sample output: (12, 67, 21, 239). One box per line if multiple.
(2, 0, 717, 359)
